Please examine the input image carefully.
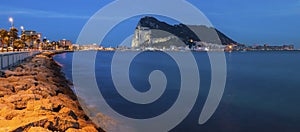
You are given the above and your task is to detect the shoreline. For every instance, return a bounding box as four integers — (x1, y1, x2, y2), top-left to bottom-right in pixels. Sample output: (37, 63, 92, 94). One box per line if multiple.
(0, 51, 104, 132)
(71, 49, 300, 52)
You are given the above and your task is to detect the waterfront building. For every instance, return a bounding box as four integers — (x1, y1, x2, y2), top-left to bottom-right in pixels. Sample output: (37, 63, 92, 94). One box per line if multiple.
(59, 39, 72, 49)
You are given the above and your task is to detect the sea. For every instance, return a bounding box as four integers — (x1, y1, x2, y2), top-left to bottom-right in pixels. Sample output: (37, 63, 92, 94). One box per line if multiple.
(54, 51, 300, 132)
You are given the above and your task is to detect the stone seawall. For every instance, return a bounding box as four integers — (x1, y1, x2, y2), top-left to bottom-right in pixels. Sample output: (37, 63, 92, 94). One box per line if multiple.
(0, 52, 104, 132)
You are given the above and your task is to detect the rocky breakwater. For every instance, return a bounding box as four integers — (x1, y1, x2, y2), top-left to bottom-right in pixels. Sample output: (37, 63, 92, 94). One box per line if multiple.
(0, 52, 104, 132)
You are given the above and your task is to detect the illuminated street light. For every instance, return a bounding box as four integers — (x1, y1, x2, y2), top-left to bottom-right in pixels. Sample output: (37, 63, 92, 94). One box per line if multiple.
(9, 17, 14, 27)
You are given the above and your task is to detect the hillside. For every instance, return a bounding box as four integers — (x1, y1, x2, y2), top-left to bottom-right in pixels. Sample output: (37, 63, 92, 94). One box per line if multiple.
(132, 16, 238, 48)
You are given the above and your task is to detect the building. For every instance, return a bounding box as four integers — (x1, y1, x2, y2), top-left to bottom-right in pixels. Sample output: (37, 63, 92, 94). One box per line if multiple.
(79, 44, 100, 50)
(59, 39, 72, 49)
(71, 44, 80, 51)
(250, 44, 295, 51)
(37, 33, 42, 39)
(23, 30, 41, 48)
(23, 30, 37, 36)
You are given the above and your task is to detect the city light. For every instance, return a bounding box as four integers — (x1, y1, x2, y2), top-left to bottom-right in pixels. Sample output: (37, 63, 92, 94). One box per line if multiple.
(9, 17, 13, 23)
(8, 17, 14, 27)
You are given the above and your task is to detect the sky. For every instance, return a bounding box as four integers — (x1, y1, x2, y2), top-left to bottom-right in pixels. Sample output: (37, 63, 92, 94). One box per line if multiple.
(0, 0, 299, 47)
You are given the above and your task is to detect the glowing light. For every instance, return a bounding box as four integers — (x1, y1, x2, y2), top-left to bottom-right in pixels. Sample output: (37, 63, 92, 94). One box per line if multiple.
(9, 17, 13, 23)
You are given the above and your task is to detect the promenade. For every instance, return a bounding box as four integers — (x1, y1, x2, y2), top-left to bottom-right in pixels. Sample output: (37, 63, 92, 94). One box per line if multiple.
(0, 51, 40, 70)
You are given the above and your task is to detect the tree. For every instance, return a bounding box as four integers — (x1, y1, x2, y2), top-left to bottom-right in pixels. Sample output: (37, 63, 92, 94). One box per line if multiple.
(13, 39, 25, 51)
(36, 38, 41, 50)
(20, 34, 27, 49)
(24, 34, 38, 50)
(25, 35, 32, 49)
(0, 29, 9, 52)
(32, 35, 39, 49)
(9, 27, 18, 40)
(9, 27, 19, 51)
(52, 41, 59, 50)
(43, 38, 48, 50)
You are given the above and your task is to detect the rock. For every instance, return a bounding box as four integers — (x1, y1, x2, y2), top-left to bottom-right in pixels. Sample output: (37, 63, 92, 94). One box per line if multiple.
(0, 103, 14, 110)
(12, 78, 36, 92)
(66, 128, 82, 132)
(0, 87, 13, 97)
(0, 116, 48, 132)
(45, 117, 79, 131)
(3, 94, 43, 109)
(26, 99, 53, 111)
(36, 73, 48, 82)
(66, 126, 100, 132)
(26, 85, 56, 98)
(92, 112, 117, 132)
(0, 52, 103, 131)
(14, 67, 23, 72)
(28, 127, 51, 132)
(82, 126, 99, 132)
(59, 107, 78, 120)
(0, 70, 5, 77)
(6, 76, 20, 82)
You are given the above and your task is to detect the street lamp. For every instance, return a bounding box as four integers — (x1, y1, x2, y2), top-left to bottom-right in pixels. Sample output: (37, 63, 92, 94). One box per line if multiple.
(9, 17, 14, 27)
(30, 31, 33, 50)
(20, 26, 25, 36)
(8, 17, 15, 51)
(20, 26, 24, 31)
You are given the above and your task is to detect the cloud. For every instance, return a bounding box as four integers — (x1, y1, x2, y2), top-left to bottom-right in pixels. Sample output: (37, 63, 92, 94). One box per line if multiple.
(0, 5, 90, 19)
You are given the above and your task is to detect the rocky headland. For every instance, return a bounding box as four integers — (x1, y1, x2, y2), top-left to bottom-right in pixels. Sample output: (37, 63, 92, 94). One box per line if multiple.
(132, 16, 239, 48)
(0, 51, 104, 132)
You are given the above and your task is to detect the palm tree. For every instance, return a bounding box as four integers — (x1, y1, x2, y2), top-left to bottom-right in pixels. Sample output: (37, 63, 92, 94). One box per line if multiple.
(9, 27, 19, 51)
(0, 29, 9, 52)
(9, 27, 18, 40)
(20, 34, 27, 50)
(47, 43, 53, 50)
(32, 35, 39, 50)
(13, 39, 25, 51)
(25, 34, 32, 49)
(24, 34, 38, 50)
(52, 41, 59, 50)
(42, 38, 47, 50)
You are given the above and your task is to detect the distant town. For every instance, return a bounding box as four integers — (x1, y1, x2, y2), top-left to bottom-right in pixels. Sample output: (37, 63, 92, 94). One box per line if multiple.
(75, 42, 295, 52)
(0, 17, 74, 52)
(0, 17, 296, 53)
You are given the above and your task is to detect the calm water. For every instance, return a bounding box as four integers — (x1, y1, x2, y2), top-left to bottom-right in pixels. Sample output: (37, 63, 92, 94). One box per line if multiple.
(54, 51, 300, 132)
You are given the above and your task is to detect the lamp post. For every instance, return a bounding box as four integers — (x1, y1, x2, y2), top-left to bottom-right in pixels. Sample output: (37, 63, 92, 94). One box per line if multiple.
(30, 31, 33, 50)
(37, 34, 41, 50)
(20, 26, 24, 33)
(9, 17, 14, 28)
(20, 26, 26, 51)
(9, 17, 14, 51)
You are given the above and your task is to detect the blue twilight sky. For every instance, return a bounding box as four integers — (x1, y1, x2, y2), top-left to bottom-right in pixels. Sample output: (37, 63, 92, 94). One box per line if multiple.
(0, 0, 299, 47)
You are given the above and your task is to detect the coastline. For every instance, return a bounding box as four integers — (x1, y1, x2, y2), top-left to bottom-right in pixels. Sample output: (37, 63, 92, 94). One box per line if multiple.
(0, 51, 104, 132)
